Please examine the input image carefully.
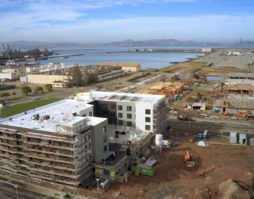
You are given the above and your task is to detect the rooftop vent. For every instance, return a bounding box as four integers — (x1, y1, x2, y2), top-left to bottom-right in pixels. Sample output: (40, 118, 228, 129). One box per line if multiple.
(32, 114, 40, 120)
(42, 115, 50, 120)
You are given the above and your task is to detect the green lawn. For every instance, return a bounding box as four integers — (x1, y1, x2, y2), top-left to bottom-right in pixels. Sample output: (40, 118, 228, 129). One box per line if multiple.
(2, 98, 62, 118)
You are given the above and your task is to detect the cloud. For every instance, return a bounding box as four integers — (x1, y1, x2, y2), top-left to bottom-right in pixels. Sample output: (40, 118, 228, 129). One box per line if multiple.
(0, 0, 252, 42)
(0, 0, 197, 31)
(1, 15, 253, 42)
(0, 0, 18, 7)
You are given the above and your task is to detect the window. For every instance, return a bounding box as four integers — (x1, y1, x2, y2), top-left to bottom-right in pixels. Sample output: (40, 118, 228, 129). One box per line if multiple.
(118, 113, 123, 118)
(127, 114, 132, 119)
(127, 121, 132, 127)
(101, 104, 107, 110)
(111, 104, 116, 109)
(145, 117, 151, 123)
(102, 126, 106, 133)
(145, 109, 151, 114)
(118, 120, 123, 126)
(118, 105, 123, 110)
(145, 125, 151, 131)
(127, 106, 132, 111)
(104, 135, 107, 143)
(89, 111, 93, 116)
(104, 169, 110, 175)
(104, 145, 108, 152)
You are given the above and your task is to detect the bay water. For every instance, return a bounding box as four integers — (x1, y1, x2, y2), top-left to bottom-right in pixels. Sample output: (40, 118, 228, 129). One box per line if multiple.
(19, 46, 204, 69)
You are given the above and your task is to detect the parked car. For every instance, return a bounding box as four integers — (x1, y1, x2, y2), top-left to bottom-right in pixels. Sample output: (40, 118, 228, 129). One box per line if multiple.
(197, 114, 207, 118)
(32, 96, 40, 100)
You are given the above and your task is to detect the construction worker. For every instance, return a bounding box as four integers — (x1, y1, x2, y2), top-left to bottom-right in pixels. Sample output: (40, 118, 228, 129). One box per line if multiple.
(184, 151, 192, 162)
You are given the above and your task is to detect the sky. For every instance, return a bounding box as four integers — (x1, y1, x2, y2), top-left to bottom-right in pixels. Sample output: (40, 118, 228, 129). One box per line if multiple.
(0, 0, 254, 42)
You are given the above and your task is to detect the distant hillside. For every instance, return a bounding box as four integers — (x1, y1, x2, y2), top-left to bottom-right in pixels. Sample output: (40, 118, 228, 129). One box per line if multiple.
(1, 39, 253, 49)
(100, 39, 205, 47)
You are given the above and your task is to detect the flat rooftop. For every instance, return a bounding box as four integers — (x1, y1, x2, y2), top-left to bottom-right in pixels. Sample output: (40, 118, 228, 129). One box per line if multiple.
(99, 62, 140, 68)
(0, 99, 94, 133)
(0, 91, 165, 133)
(75, 91, 165, 105)
(88, 116, 107, 126)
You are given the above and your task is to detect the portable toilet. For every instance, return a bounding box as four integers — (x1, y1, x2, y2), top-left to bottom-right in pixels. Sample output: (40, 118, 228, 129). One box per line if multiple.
(249, 138, 254, 146)
(230, 132, 238, 144)
(203, 130, 208, 139)
(174, 95, 179, 100)
(239, 134, 247, 145)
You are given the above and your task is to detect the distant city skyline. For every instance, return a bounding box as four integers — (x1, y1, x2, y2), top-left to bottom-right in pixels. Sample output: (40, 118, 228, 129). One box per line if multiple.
(0, 0, 254, 42)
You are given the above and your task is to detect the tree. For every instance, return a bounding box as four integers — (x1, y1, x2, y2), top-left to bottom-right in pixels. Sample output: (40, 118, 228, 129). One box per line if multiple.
(45, 84, 53, 91)
(36, 86, 44, 92)
(12, 92, 16, 96)
(69, 65, 83, 86)
(22, 86, 32, 95)
(0, 92, 10, 97)
(88, 73, 99, 84)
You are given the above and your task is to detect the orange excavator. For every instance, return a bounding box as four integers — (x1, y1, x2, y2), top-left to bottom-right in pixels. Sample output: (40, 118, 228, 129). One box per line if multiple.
(224, 112, 229, 116)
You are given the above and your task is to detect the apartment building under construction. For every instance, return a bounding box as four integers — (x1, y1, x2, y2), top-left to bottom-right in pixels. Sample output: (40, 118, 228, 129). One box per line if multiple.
(0, 91, 168, 186)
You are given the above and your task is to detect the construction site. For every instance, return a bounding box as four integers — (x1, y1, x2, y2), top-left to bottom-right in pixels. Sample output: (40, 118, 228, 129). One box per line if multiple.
(0, 48, 254, 199)
(142, 82, 184, 97)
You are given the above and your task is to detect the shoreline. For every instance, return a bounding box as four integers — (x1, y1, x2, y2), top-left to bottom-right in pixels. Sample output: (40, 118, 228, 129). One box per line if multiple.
(159, 53, 208, 72)
(107, 48, 204, 53)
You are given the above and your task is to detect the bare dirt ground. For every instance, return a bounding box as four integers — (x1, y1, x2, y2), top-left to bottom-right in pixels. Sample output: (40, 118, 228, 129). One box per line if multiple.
(107, 130, 254, 199)
(194, 48, 254, 70)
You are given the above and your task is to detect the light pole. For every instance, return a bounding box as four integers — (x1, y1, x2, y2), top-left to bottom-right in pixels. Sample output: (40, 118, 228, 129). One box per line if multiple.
(14, 185, 19, 199)
(96, 178, 100, 193)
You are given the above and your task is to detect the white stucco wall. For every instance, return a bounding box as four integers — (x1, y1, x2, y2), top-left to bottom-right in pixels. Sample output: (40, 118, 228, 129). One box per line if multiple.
(135, 101, 153, 133)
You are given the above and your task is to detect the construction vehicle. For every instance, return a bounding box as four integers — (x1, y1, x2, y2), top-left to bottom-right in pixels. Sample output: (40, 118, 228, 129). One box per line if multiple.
(177, 113, 192, 121)
(184, 151, 195, 168)
(238, 110, 248, 120)
(224, 112, 229, 116)
(238, 111, 248, 118)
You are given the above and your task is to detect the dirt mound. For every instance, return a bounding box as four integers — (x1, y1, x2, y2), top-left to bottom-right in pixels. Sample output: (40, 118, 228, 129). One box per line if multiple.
(218, 179, 252, 199)
(152, 185, 183, 199)
(200, 187, 218, 199)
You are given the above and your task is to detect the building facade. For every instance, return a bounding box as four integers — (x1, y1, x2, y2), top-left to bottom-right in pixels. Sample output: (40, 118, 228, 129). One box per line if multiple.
(75, 91, 168, 135)
(27, 74, 72, 87)
(99, 62, 141, 72)
(0, 91, 168, 186)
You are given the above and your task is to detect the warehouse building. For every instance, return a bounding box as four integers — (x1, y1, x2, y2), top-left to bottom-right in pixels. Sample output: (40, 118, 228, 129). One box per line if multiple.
(99, 62, 141, 72)
(27, 74, 72, 87)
